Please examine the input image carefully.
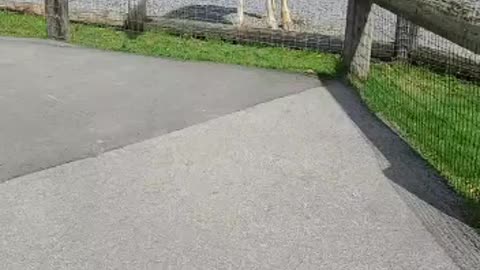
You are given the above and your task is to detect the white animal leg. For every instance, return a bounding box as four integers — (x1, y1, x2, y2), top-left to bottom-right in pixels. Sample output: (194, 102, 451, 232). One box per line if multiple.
(266, 0, 278, 29)
(281, 0, 293, 30)
(238, 0, 244, 26)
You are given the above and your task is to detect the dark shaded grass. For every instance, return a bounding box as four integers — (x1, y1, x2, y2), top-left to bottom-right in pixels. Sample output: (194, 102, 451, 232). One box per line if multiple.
(361, 63, 480, 227)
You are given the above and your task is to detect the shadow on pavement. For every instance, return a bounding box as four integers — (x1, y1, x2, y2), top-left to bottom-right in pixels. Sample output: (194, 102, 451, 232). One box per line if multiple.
(164, 5, 262, 25)
(322, 80, 480, 269)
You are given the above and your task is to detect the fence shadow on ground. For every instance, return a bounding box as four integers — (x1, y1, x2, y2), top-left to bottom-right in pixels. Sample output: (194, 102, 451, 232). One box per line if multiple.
(323, 80, 480, 268)
(164, 5, 262, 25)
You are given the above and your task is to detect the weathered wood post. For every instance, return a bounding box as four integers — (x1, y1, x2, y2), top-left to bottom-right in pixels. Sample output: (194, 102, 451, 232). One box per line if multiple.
(45, 0, 69, 41)
(126, 0, 147, 32)
(394, 16, 418, 60)
(343, 0, 374, 80)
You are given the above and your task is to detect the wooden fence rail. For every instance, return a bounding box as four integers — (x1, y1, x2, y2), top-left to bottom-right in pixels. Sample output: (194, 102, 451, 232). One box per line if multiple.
(344, 0, 480, 79)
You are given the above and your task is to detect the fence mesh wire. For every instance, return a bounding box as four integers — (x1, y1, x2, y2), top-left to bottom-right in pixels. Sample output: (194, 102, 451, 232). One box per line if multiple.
(0, 0, 346, 51)
(366, 5, 480, 206)
(0, 0, 479, 219)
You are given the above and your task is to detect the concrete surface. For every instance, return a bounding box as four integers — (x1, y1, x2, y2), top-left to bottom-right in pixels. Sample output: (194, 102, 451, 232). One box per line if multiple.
(1, 38, 480, 269)
(0, 37, 319, 182)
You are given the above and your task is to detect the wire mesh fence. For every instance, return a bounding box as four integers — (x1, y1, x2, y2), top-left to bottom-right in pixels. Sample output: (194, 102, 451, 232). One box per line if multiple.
(363, 5, 480, 206)
(0, 0, 347, 51)
(0, 0, 479, 219)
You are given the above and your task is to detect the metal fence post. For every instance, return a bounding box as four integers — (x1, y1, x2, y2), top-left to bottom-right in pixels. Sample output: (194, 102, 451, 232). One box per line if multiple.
(343, 0, 374, 80)
(45, 0, 69, 41)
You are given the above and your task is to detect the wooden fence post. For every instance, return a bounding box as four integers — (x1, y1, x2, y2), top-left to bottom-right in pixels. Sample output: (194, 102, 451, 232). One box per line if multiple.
(45, 0, 69, 41)
(343, 0, 374, 80)
(126, 0, 147, 32)
(394, 16, 418, 60)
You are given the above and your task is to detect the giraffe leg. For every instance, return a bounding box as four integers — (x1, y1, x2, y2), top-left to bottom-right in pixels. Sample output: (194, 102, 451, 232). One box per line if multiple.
(281, 0, 293, 31)
(237, 0, 244, 27)
(266, 0, 278, 29)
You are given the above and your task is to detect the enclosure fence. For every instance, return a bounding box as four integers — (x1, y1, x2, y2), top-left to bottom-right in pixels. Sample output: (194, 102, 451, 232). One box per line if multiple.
(0, 0, 479, 216)
(365, 4, 480, 207)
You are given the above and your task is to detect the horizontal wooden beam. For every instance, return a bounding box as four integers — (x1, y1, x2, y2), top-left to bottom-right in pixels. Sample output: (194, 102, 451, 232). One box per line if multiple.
(148, 18, 479, 80)
(147, 17, 345, 53)
(374, 0, 480, 54)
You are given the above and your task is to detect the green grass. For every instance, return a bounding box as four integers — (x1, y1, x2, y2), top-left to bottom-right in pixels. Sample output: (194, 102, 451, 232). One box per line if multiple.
(0, 10, 47, 38)
(361, 63, 480, 225)
(0, 10, 339, 77)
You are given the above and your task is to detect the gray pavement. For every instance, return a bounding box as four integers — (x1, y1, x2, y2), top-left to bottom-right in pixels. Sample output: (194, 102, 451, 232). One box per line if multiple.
(1, 38, 480, 269)
(0, 37, 319, 182)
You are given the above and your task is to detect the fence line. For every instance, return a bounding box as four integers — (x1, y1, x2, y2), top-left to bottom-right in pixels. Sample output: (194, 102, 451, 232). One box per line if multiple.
(3, 0, 478, 80)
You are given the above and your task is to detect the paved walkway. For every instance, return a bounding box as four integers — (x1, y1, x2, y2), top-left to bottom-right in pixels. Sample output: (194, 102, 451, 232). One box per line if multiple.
(0, 38, 479, 269)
